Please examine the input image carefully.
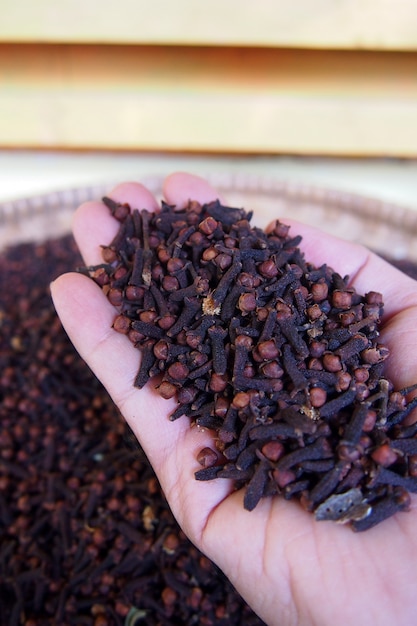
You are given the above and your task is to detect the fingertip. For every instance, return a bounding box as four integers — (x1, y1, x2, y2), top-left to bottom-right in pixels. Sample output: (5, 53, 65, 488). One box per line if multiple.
(163, 172, 223, 207)
(72, 183, 160, 266)
(107, 181, 159, 211)
(50, 270, 75, 304)
(51, 271, 115, 338)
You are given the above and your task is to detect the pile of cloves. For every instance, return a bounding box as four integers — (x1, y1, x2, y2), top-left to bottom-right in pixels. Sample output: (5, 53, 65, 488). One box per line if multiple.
(0, 235, 264, 626)
(84, 197, 417, 531)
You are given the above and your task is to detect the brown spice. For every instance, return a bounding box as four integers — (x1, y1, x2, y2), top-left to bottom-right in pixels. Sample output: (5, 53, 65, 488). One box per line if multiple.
(0, 234, 264, 626)
(83, 197, 417, 532)
(197, 448, 218, 468)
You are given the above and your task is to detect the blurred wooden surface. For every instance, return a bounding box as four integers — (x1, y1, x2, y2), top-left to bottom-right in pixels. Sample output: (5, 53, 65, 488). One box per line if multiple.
(1, 1, 417, 155)
(2, 0, 417, 50)
(1, 44, 417, 155)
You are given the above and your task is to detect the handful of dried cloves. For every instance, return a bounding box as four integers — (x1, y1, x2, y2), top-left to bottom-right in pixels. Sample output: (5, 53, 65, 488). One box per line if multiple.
(82, 198, 417, 531)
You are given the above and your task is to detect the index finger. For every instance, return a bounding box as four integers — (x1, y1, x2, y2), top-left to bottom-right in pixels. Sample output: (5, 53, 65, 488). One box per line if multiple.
(277, 219, 417, 321)
(275, 219, 417, 388)
(73, 182, 159, 266)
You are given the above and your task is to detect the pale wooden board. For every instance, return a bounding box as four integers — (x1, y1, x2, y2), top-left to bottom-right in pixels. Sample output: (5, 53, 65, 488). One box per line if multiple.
(1, 0, 417, 50)
(1, 45, 417, 155)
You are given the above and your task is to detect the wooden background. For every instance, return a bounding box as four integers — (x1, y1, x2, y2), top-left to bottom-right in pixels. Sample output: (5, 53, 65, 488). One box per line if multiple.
(1, 0, 417, 156)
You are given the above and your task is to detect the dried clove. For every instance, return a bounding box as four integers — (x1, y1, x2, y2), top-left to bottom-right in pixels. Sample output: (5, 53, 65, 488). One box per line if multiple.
(83, 196, 417, 532)
(0, 234, 264, 626)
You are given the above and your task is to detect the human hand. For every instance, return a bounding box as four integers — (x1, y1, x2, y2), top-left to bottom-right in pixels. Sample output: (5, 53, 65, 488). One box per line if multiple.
(51, 173, 417, 626)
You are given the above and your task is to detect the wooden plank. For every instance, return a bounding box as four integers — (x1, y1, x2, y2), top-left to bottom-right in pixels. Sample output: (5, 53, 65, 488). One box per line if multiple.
(1, 44, 416, 156)
(1, 0, 417, 50)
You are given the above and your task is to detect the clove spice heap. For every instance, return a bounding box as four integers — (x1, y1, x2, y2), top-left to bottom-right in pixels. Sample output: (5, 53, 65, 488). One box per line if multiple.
(0, 235, 264, 625)
(83, 197, 417, 531)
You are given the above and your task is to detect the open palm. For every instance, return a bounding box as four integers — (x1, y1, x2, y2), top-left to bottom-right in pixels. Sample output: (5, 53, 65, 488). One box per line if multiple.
(51, 173, 417, 626)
